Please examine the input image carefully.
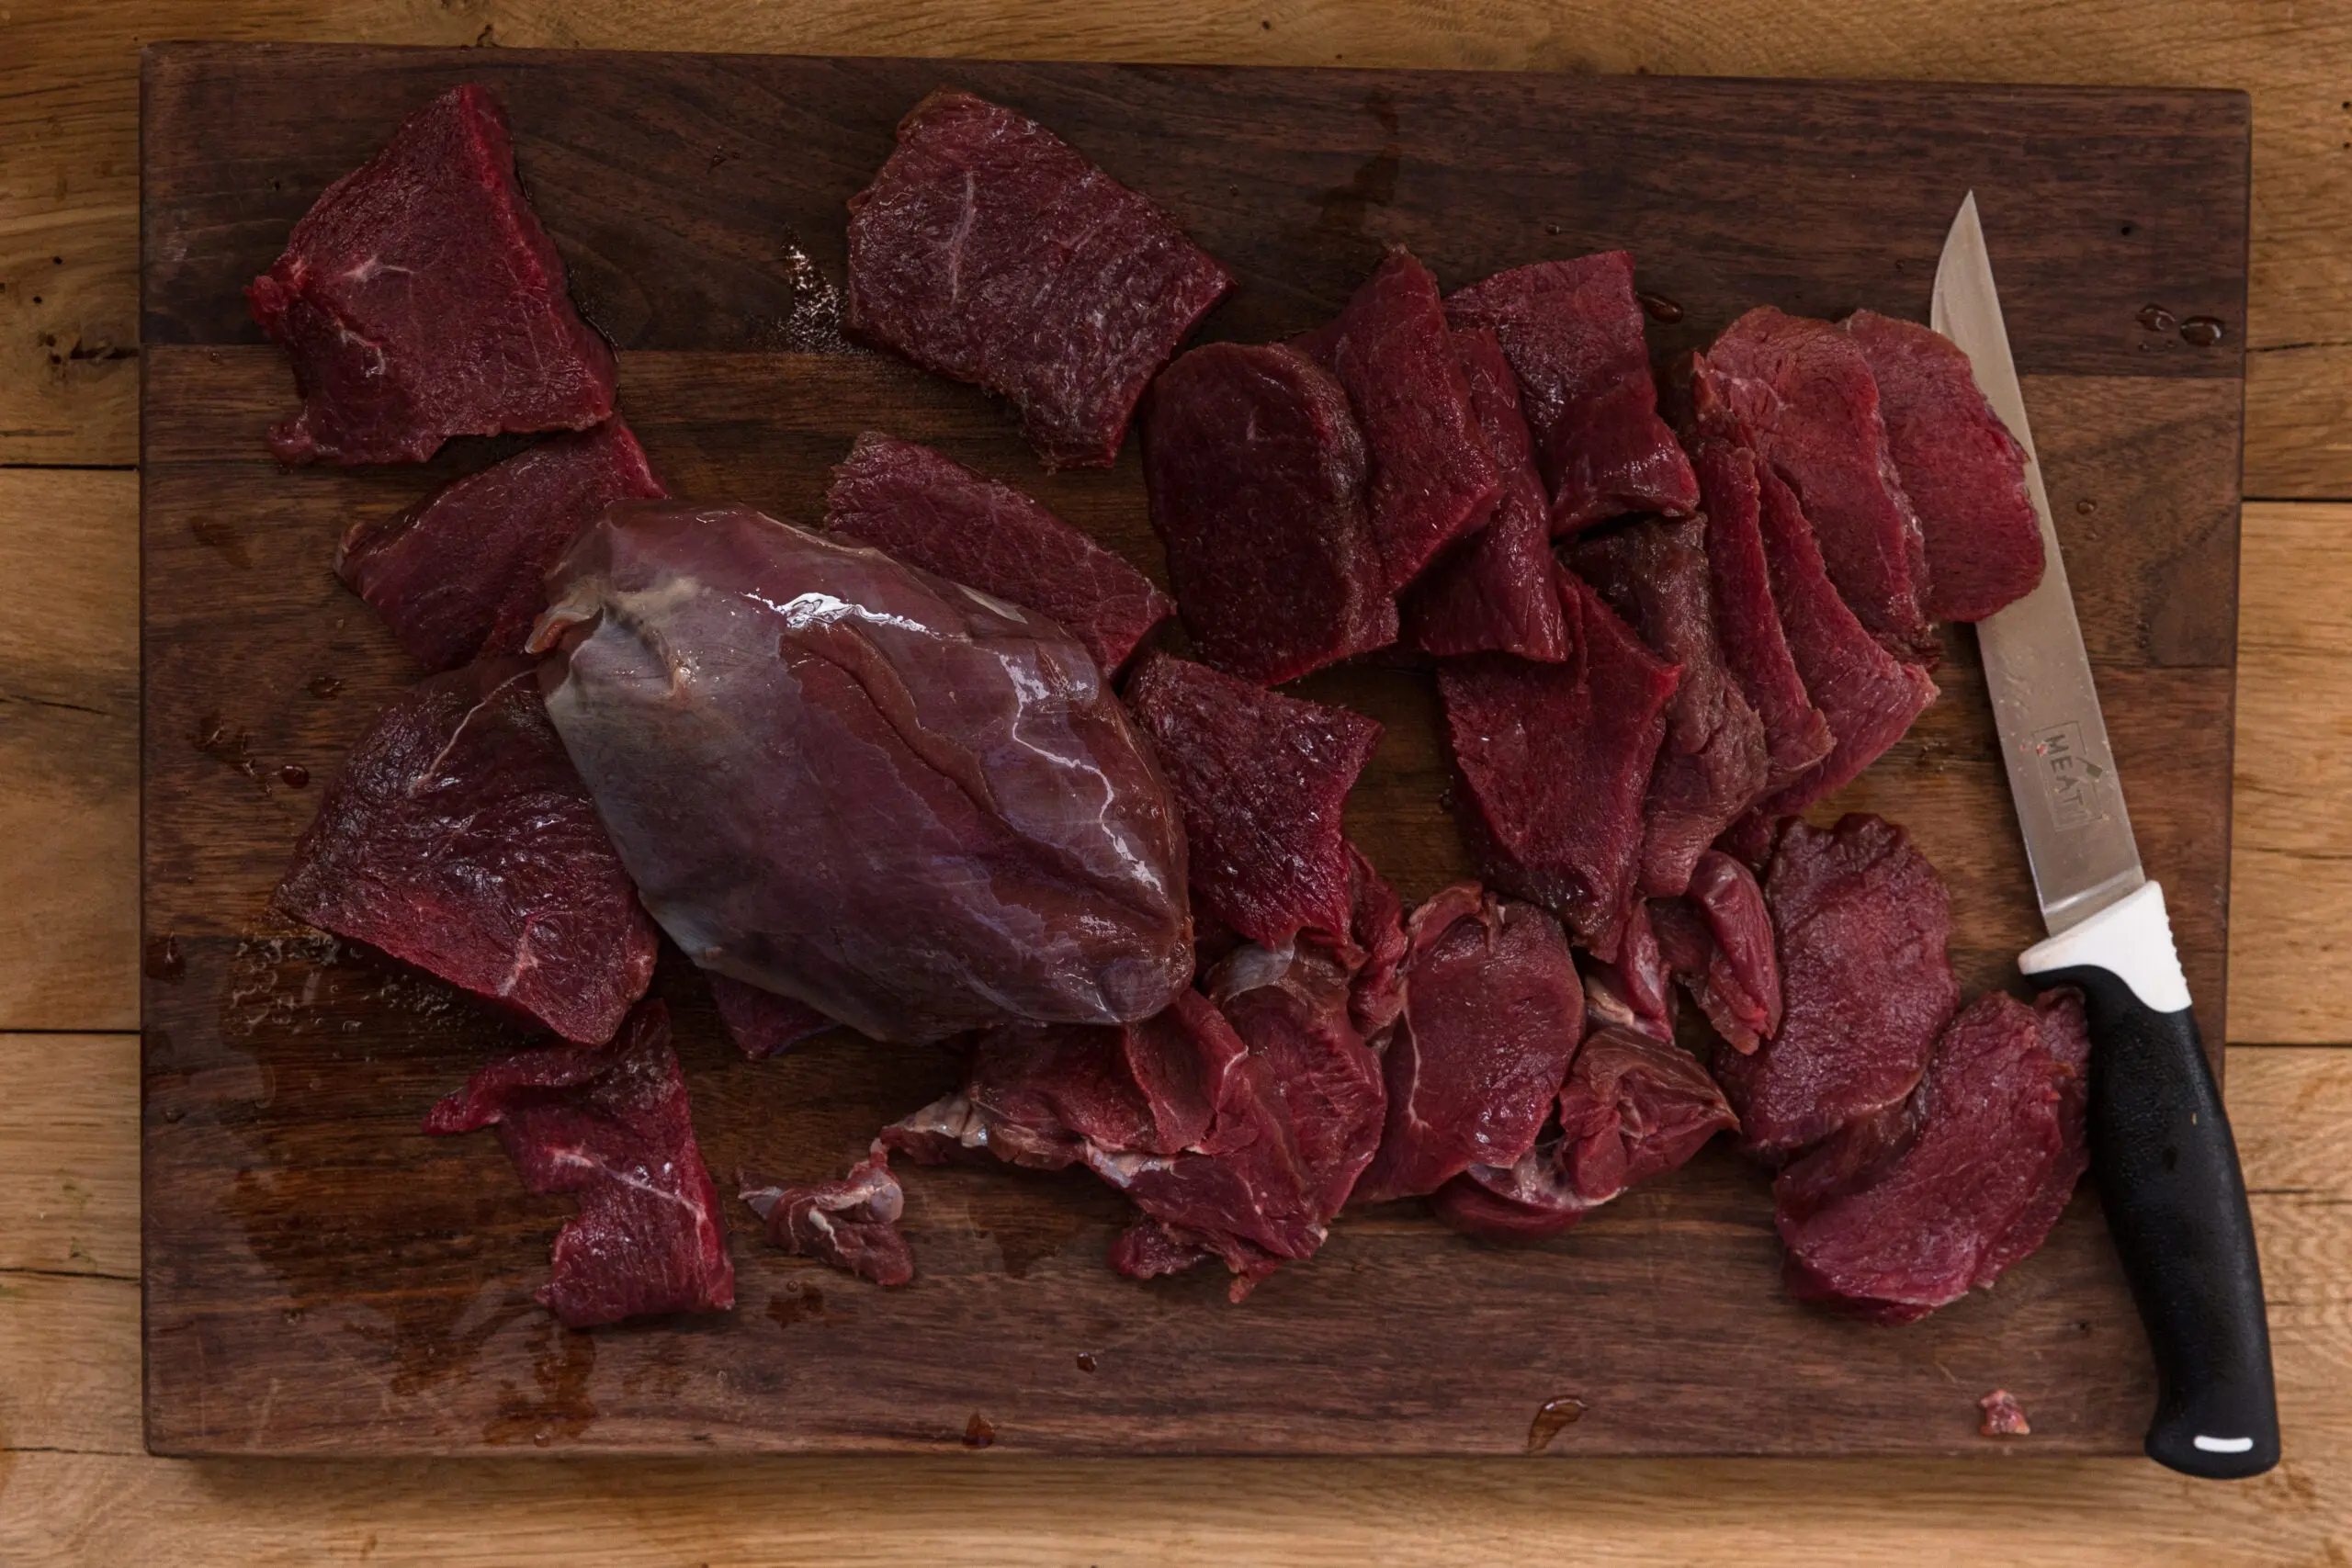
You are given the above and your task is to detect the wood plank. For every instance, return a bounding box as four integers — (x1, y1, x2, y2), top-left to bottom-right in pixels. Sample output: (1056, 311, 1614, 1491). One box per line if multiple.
(0, 1271, 139, 1456)
(0, 1034, 138, 1279)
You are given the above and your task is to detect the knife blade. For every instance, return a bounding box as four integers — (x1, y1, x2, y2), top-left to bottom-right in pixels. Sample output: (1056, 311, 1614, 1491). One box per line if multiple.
(1933, 191, 2278, 1480)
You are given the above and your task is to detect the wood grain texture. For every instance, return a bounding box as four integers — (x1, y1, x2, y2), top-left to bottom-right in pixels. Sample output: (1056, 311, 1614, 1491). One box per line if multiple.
(0, 1033, 139, 1278)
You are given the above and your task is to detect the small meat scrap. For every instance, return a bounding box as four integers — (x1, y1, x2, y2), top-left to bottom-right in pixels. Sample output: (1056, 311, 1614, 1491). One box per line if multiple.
(1716, 815, 1957, 1159)
(339, 418, 667, 671)
(1649, 850, 1781, 1054)
(248, 85, 616, 466)
(1582, 898, 1676, 1043)
(845, 89, 1233, 468)
(1124, 651, 1383, 952)
(1440, 568, 1679, 959)
(1979, 1389, 2032, 1438)
(823, 433, 1174, 675)
(423, 1000, 734, 1327)
(274, 658, 657, 1045)
(1295, 250, 1501, 591)
(708, 974, 840, 1061)
(1399, 327, 1572, 661)
(1342, 843, 1410, 1040)
(1569, 515, 1770, 897)
(1352, 886, 1586, 1204)
(1141, 342, 1397, 682)
(1845, 310, 2045, 623)
(1444, 253, 1698, 533)
(741, 1145, 914, 1287)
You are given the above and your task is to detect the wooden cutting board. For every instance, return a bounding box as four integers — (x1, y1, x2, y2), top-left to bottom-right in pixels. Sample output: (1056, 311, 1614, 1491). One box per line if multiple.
(138, 42, 2248, 1457)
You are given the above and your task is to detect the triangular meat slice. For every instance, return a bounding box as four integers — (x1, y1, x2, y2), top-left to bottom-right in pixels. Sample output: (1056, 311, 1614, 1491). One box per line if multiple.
(1649, 850, 1781, 1055)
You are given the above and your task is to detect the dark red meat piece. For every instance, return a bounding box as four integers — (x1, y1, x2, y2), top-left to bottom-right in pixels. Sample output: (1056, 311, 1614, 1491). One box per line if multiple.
(246, 85, 616, 466)
(274, 659, 657, 1044)
(337, 418, 666, 671)
(1443, 253, 1697, 533)
(1582, 897, 1676, 1043)
(1844, 310, 2046, 622)
(422, 1000, 733, 1327)
(1342, 843, 1409, 1040)
(1980, 1389, 2032, 1437)
(1399, 328, 1572, 661)
(1649, 850, 1781, 1055)
(708, 974, 839, 1061)
(844, 89, 1232, 469)
(1977, 989, 2093, 1281)
(741, 1145, 915, 1287)
(823, 432, 1174, 675)
(1141, 342, 1397, 682)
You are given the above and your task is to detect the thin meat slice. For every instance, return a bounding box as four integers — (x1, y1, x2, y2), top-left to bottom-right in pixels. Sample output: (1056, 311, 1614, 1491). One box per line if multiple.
(1444, 253, 1698, 533)
(1294, 250, 1500, 590)
(338, 418, 667, 671)
(274, 658, 657, 1045)
(1343, 843, 1409, 1040)
(824, 432, 1174, 674)
(247, 85, 616, 466)
(1583, 897, 1676, 1043)
(709, 974, 839, 1061)
(423, 1000, 733, 1327)
(1650, 850, 1781, 1054)
(1844, 310, 2046, 622)
(1141, 342, 1396, 682)
(1399, 327, 1572, 660)
(741, 1145, 915, 1287)
(845, 89, 1232, 469)
(1976, 989, 2093, 1281)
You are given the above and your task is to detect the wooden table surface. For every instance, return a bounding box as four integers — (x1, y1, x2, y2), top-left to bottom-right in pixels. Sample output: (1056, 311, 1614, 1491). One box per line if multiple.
(1, 2, 2345, 1561)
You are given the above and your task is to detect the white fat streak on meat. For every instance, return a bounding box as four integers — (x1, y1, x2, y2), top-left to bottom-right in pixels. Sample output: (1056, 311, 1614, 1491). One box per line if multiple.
(408, 662, 540, 795)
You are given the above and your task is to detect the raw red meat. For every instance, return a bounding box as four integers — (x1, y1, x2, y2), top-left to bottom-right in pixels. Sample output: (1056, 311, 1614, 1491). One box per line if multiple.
(247, 85, 616, 466)
(1980, 1389, 2032, 1437)
(1141, 342, 1396, 682)
(338, 418, 666, 671)
(1443, 253, 1698, 533)
(708, 975, 839, 1061)
(1352, 886, 1586, 1203)
(1844, 310, 2046, 622)
(1582, 898, 1676, 1043)
(534, 501, 1192, 1044)
(1440, 568, 1679, 959)
(1342, 843, 1409, 1039)
(1399, 328, 1572, 661)
(741, 1145, 915, 1287)
(844, 89, 1232, 469)
(1716, 815, 1957, 1159)
(1569, 515, 1770, 897)
(275, 658, 656, 1045)
(1650, 850, 1781, 1054)
(1294, 250, 1500, 591)
(422, 1000, 733, 1327)
(823, 433, 1174, 675)
(1976, 988, 2093, 1282)
(1123, 650, 1382, 953)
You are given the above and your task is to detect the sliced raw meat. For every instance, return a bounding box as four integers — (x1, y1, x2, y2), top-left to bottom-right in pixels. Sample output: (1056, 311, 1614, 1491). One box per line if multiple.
(1715, 815, 1957, 1159)
(1352, 886, 1586, 1203)
(1439, 568, 1679, 958)
(338, 418, 666, 671)
(1443, 253, 1697, 533)
(1569, 514, 1770, 897)
(1682, 308, 1935, 662)
(534, 501, 1192, 1044)
(1976, 988, 2093, 1282)
(1844, 310, 2046, 622)
(823, 432, 1173, 674)
(1399, 327, 1572, 661)
(741, 1145, 915, 1287)
(1650, 850, 1781, 1055)
(1123, 650, 1382, 953)
(1583, 898, 1676, 1043)
(1294, 250, 1500, 590)
(709, 975, 839, 1061)
(275, 658, 656, 1045)
(1141, 342, 1396, 682)
(247, 84, 616, 466)
(1342, 843, 1409, 1039)
(422, 1000, 733, 1327)
(844, 88, 1232, 468)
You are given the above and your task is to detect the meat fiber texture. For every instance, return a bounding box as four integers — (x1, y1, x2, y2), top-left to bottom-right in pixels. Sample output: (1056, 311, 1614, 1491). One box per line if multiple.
(1443, 253, 1698, 534)
(708, 974, 839, 1061)
(274, 658, 657, 1045)
(423, 1000, 735, 1327)
(1342, 843, 1410, 1041)
(1352, 885, 1587, 1204)
(1141, 342, 1396, 683)
(1582, 898, 1677, 1043)
(1569, 515, 1770, 897)
(824, 432, 1174, 675)
(1777, 988, 2089, 1323)
(844, 89, 1233, 469)
(1682, 308, 1937, 663)
(1650, 850, 1781, 1055)
(741, 1145, 915, 1287)
(1440, 567, 1679, 960)
(533, 501, 1193, 1045)
(1844, 310, 2046, 623)
(1294, 250, 1501, 591)
(246, 84, 616, 466)
(1399, 327, 1572, 661)
(338, 418, 666, 671)
(1716, 815, 1958, 1159)
(1124, 651, 1383, 953)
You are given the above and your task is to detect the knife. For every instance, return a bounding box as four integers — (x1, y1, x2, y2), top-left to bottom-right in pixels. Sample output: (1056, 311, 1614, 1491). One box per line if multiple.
(1934, 192, 2278, 1480)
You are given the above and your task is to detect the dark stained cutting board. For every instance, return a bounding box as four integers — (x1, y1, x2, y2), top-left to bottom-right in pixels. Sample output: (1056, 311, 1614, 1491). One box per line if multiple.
(138, 41, 2248, 1457)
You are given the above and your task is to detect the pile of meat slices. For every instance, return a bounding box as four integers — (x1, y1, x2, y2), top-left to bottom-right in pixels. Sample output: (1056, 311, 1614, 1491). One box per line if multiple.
(253, 82, 2089, 1330)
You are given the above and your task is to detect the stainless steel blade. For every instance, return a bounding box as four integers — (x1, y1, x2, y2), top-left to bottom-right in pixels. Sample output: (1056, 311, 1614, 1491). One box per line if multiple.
(1933, 192, 2145, 935)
